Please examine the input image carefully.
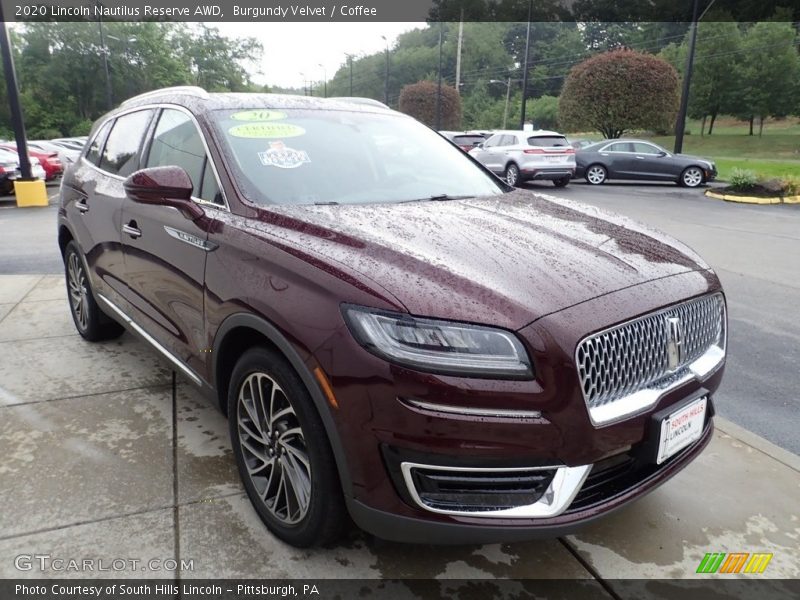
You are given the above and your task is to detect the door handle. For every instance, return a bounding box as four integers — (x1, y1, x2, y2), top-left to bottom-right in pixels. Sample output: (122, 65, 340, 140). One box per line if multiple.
(635, 156, 645, 160)
(76, 200, 89, 213)
(122, 222, 142, 239)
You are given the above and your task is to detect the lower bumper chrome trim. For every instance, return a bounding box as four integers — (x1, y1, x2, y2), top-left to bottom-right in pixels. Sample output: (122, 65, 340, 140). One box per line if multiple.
(400, 462, 592, 519)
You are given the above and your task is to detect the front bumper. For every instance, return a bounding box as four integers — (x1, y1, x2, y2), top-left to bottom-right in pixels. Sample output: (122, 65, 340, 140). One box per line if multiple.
(349, 416, 714, 544)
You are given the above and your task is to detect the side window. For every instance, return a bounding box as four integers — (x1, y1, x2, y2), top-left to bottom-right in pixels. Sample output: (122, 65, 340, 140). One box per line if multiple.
(99, 109, 154, 176)
(606, 142, 633, 153)
(484, 134, 501, 148)
(85, 121, 112, 166)
(501, 135, 516, 146)
(633, 142, 661, 155)
(146, 108, 221, 204)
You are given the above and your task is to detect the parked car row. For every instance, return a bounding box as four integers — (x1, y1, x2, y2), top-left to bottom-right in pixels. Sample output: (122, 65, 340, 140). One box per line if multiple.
(0, 148, 47, 194)
(440, 129, 717, 188)
(0, 136, 86, 194)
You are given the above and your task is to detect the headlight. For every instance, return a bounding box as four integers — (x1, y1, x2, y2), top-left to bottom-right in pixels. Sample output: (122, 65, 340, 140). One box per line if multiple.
(342, 305, 533, 379)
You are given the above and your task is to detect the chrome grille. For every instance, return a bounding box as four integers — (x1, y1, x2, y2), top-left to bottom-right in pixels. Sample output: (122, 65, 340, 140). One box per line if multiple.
(576, 294, 725, 414)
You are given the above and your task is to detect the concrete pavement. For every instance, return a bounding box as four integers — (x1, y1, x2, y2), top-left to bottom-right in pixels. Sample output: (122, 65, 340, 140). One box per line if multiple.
(0, 274, 797, 587)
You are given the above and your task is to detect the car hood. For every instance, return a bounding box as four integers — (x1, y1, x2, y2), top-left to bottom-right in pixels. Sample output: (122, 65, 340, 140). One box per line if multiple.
(675, 153, 715, 166)
(260, 189, 711, 330)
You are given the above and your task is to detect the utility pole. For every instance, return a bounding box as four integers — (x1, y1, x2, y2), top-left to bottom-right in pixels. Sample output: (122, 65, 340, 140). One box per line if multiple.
(503, 77, 512, 129)
(674, 0, 700, 154)
(436, 21, 444, 130)
(345, 54, 354, 95)
(0, 11, 32, 179)
(380, 36, 389, 105)
(455, 12, 464, 91)
(318, 63, 327, 98)
(519, 0, 533, 130)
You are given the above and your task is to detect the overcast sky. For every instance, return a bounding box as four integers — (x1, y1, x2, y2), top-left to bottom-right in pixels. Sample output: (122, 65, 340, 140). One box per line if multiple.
(214, 22, 425, 89)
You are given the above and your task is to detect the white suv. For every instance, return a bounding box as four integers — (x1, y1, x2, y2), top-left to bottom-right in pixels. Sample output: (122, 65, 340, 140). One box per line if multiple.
(469, 130, 575, 187)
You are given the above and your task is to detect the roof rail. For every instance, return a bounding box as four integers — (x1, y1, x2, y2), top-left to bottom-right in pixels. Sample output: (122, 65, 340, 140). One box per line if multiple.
(121, 86, 209, 106)
(329, 97, 390, 109)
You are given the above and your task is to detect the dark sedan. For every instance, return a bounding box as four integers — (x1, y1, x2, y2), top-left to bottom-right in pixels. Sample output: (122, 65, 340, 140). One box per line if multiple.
(575, 139, 717, 187)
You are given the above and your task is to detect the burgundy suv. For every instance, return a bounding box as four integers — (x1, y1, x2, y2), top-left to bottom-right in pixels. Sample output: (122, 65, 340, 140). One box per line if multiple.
(58, 88, 726, 547)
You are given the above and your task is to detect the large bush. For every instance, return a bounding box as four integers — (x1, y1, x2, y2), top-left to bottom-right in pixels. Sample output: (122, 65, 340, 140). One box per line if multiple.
(398, 80, 462, 130)
(559, 49, 679, 138)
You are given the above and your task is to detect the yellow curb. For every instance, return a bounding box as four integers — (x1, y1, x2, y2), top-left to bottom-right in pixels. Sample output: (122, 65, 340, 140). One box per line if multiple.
(705, 190, 800, 205)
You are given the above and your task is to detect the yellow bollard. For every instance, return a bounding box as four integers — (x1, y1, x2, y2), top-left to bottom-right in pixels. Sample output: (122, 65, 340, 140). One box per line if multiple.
(14, 179, 49, 207)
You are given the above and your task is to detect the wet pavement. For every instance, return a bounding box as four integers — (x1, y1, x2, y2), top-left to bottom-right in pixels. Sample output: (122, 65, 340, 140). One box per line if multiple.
(0, 274, 798, 587)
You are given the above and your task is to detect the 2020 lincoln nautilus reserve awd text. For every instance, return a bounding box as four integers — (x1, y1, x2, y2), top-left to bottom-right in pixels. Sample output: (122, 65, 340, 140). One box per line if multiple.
(58, 87, 727, 547)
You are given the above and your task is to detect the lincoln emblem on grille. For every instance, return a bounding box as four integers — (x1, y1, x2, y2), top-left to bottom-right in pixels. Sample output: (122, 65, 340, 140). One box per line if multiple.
(665, 316, 684, 371)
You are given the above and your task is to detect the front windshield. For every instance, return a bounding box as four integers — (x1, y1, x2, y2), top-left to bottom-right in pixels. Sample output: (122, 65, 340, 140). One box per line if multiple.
(212, 108, 505, 206)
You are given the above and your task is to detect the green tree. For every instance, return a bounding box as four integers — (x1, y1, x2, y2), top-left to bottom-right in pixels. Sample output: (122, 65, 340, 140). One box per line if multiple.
(660, 19, 743, 135)
(559, 49, 680, 138)
(736, 20, 800, 136)
(398, 80, 462, 129)
(528, 95, 560, 130)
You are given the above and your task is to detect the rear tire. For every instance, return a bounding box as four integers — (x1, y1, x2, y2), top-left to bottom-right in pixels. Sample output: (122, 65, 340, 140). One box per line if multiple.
(228, 346, 346, 547)
(505, 163, 520, 187)
(585, 164, 607, 185)
(64, 240, 124, 342)
(553, 177, 570, 188)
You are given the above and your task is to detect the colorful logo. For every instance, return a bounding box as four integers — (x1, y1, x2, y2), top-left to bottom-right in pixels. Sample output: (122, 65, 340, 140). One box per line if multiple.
(696, 552, 773, 574)
(258, 141, 311, 169)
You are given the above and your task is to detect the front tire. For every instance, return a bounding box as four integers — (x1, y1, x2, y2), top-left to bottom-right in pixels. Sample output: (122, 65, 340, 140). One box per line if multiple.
(585, 164, 607, 185)
(64, 240, 124, 342)
(680, 166, 704, 188)
(505, 163, 520, 187)
(228, 347, 346, 547)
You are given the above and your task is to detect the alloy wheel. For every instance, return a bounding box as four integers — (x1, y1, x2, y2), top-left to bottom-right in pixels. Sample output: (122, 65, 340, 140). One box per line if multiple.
(67, 252, 89, 332)
(506, 164, 519, 186)
(682, 167, 703, 187)
(586, 165, 606, 185)
(237, 372, 312, 525)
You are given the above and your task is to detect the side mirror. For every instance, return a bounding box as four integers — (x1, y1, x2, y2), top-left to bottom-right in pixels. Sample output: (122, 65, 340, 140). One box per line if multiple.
(476, 142, 484, 149)
(124, 166, 204, 221)
(657, 151, 668, 157)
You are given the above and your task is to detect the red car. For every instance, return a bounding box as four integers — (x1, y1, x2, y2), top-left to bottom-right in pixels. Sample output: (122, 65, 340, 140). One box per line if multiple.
(58, 88, 726, 547)
(0, 143, 62, 181)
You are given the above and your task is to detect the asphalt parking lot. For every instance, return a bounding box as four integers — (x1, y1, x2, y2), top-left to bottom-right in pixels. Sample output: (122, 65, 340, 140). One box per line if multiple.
(0, 184, 799, 587)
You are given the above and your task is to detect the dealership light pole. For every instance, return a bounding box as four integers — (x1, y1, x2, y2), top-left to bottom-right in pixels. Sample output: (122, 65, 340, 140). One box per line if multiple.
(674, 0, 700, 154)
(0, 11, 32, 179)
(519, 0, 533, 129)
(96, 2, 113, 109)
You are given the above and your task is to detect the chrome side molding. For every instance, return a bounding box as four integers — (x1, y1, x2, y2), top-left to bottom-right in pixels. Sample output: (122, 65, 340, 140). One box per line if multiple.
(96, 293, 203, 386)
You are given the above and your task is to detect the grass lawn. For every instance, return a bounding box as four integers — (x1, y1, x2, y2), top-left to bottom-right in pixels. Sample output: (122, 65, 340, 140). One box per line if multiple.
(576, 117, 800, 181)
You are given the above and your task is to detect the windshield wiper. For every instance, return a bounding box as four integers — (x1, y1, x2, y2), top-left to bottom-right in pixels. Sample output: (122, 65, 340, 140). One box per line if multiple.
(402, 194, 474, 203)
(313, 201, 340, 206)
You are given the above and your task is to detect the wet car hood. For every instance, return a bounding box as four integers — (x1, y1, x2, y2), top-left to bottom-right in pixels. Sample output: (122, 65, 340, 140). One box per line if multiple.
(262, 189, 711, 330)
